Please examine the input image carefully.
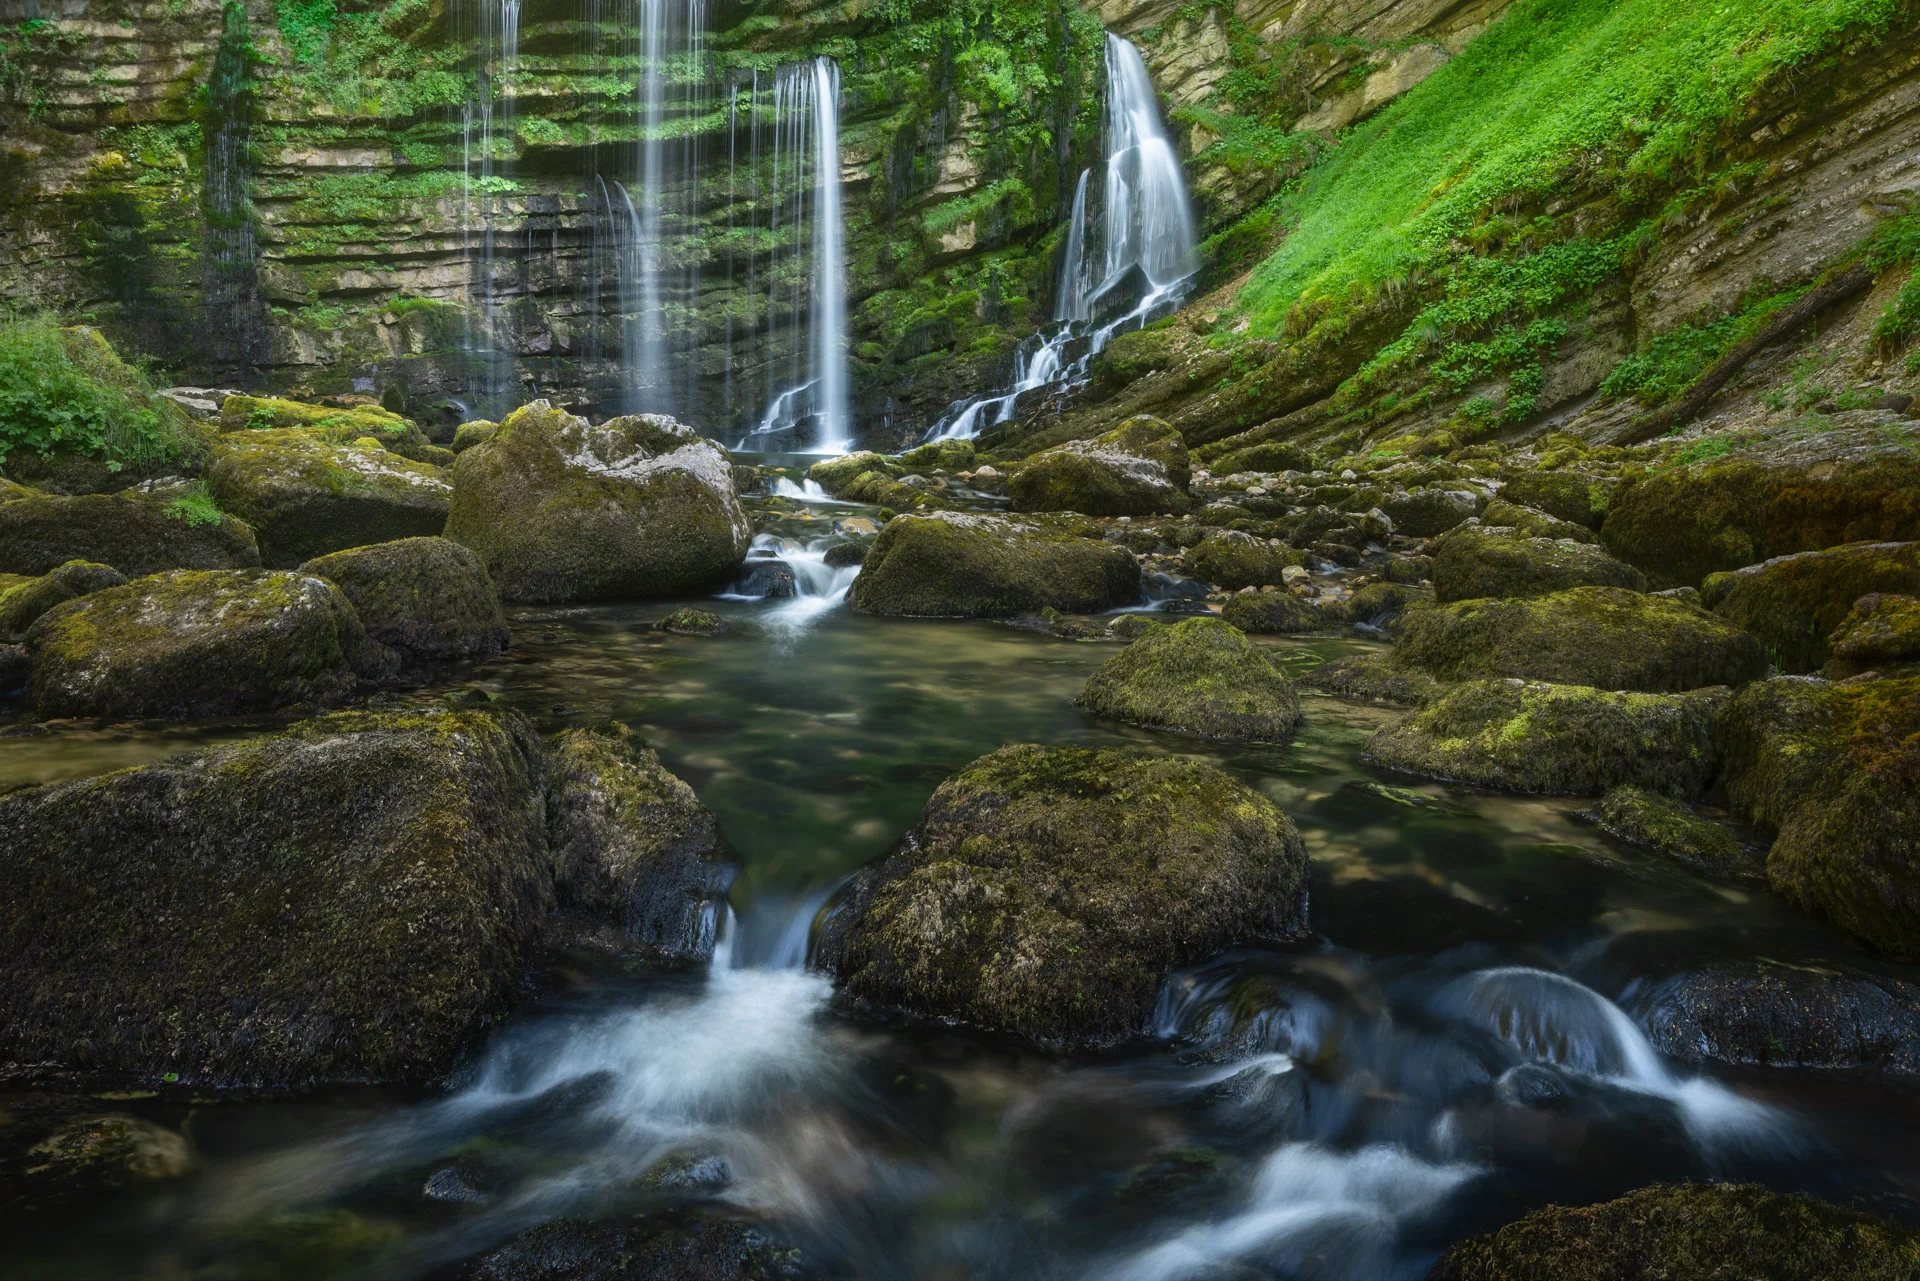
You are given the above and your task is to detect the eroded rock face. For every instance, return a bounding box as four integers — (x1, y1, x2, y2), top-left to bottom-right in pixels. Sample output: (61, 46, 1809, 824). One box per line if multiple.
(446, 402, 751, 603)
(1431, 524, 1647, 602)
(0, 559, 126, 640)
(25, 568, 370, 718)
(816, 745, 1310, 1050)
(0, 709, 551, 1087)
(1010, 415, 1192, 517)
(0, 491, 260, 578)
(299, 536, 508, 664)
(1077, 617, 1301, 742)
(1701, 541, 1920, 673)
(207, 428, 453, 567)
(847, 511, 1141, 617)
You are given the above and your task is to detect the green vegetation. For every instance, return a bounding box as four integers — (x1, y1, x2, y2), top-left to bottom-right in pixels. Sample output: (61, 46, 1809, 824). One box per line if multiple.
(164, 481, 225, 527)
(0, 315, 195, 467)
(1602, 286, 1809, 405)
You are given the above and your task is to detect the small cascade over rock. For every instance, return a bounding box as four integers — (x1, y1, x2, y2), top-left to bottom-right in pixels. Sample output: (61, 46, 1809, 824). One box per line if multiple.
(720, 531, 862, 632)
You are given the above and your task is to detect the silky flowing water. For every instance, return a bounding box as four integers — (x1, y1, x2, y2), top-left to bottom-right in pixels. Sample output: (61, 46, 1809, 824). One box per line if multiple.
(5, 489, 1919, 1279)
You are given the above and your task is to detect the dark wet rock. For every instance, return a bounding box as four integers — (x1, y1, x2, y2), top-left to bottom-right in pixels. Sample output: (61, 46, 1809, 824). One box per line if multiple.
(736, 558, 798, 598)
(636, 1150, 733, 1194)
(0, 1098, 193, 1214)
(1368, 680, 1725, 797)
(207, 428, 452, 567)
(1182, 529, 1307, 589)
(0, 491, 260, 578)
(1480, 498, 1598, 545)
(660, 608, 727, 636)
(1299, 653, 1445, 706)
(446, 402, 751, 604)
(1393, 587, 1768, 693)
(1718, 673, 1920, 955)
(817, 744, 1311, 1051)
(1380, 487, 1481, 537)
(1585, 786, 1760, 879)
(1221, 591, 1323, 633)
(847, 511, 1139, 618)
(0, 559, 126, 640)
(1328, 581, 1431, 630)
(1499, 470, 1607, 528)
(1010, 414, 1191, 517)
(1701, 541, 1920, 673)
(1829, 592, 1920, 676)
(1431, 524, 1647, 603)
(545, 723, 731, 965)
(456, 1211, 808, 1281)
(821, 541, 867, 569)
(0, 708, 550, 1087)
(25, 568, 372, 718)
(805, 450, 897, 496)
(1311, 540, 1364, 567)
(1077, 617, 1301, 743)
(1428, 1182, 1920, 1281)
(0, 642, 24, 688)
(299, 536, 508, 664)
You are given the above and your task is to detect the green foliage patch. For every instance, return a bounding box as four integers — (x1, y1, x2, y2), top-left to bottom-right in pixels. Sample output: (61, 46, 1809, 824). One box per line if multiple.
(0, 315, 196, 467)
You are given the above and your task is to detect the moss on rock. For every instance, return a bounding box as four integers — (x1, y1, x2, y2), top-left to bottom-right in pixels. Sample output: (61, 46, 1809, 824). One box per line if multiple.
(0, 559, 126, 640)
(660, 607, 727, 636)
(208, 429, 452, 568)
(1222, 592, 1324, 633)
(1830, 593, 1920, 676)
(1010, 415, 1192, 517)
(451, 421, 499, 453)
(1701, 541, 1920, 673)
(1182, 530, 1307, 589)
(0, 1101, 193, 1215)
(299, 537, 507, 664)
(1300, 652, 1446, 705)
(1481, 498, 1598, 544)
(1210, 440, 1315, 475)
(1330, 581, 1432, 630)
(1587, 786, 1755, 877)
(806, 451, 898, 496)
(445, 402, 750, 604)
(1499, 470, 1607, 528)
(847, 511, 1140, 617)
(1431, 524, 1647, 602)
(0, 708, 551, 1087)
(25, 568, 369, 718)
(816, 745, 1310, 1051)
(1367, 679, 1725, 797)
(1077, 617, 1301, 743)
(0, 491, 259, 578)
(1394, 586, 1768, 692)
(1428, 1182, 1920, 1281)
(1380, 487, 1480, 537)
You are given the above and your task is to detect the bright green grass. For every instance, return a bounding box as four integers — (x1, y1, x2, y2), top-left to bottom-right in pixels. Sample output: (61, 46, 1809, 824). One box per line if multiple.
(1236, 0, 1906, 334)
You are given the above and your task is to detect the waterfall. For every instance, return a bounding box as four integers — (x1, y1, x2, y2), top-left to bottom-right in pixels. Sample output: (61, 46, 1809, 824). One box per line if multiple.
(201, 0, 263, 371)
(457, 0, 523, 414)
(926, 33, 1198, 441)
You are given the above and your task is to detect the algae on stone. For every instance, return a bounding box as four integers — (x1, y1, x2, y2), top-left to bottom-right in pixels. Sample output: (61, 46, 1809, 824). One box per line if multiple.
(1077, 617, 1302, 743)
(848, 511, 1140, 617)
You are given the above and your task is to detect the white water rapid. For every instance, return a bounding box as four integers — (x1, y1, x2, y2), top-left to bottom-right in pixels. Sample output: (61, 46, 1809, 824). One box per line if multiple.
(718, 531, 862, 632)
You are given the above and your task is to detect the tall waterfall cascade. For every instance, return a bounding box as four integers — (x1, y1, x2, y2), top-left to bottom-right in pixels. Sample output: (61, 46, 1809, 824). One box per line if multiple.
(928, 32, 1198, 441)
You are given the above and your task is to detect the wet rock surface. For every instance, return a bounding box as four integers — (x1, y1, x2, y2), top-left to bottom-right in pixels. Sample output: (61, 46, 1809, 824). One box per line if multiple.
(847, 511, 1140, 617)
(1077, 617, 1302, 742)
(455, 1211, 810, 1281)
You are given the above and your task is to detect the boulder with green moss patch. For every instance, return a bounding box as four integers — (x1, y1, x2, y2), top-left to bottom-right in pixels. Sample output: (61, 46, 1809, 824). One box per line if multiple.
(1429, 1182, 1920, 1281)
(297, 536, 506, 665)
(1077, 617, 1301, 742)
(1700, 541, 1920, 673)
(1480, 498, 1598, 544)
(446, 402, 750, 603)
(25, 568, 371, 718)
(1010, 415, 1191, 517)
(1431, 524, 1646, 602)
(0, 491, 260, 577)
(1210, 440, 1315, 475)
(1221, 592, 1324, 633)
(1829, 592, 1920, 676)
(1498, 470, 1608, 528)
(1393, 586, 1767, 692)
(1587, 786, 1756, 877)
(451, 420, 499, 453)
(895, 438, 975, 471)
(1182, 530, 1307, 589)
(847, 511, 1139, 617)
(1379, 487, 1480, 537)
(1368, 679, 1725, 797)
(1300, 653, 1446, 705)
(0, 1099, 193, 1215)
(0, 708, 551, 1087)
(806, 450, 898, 496)
(545, 723, 731, 965)
(207, 429, 452, 567)
(816, 744, 1310, 1050)
(0, 559, 125, 640)
(1718, 672, 1920, 954)
(1328, 581, 1432, 630)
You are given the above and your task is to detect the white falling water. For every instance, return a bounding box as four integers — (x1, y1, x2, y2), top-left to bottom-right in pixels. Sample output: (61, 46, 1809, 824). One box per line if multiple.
(927, 32, 1198, 441)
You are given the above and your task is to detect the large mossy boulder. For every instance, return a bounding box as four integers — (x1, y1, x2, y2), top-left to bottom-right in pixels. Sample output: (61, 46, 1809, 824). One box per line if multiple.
(25, 568, 369, 718)
(207, 428, 452, 567)
(299, 536, 507, 664)
(0, 491, 259, 578)
(1221, 591, 1324, 633)
(1588, 786, 1754, 878)
(1077, 617, 1301, 742)
(805, 450, 898, 496)
(545, 723, 732, 965)
(1379, 486, 1481, 537)
(445, 401, 750, 603)
(1498, 469, 1607, 528)
(1700, 541, 1920, 673)
(0, 559, 125, 641)
(1182, 529, 1307, 589)
(847, 511, 1140, 617)
(1368, 679, 1725, 797)
(1601, 425, 1920, 587)
(1480, 498, 1597, 544)
(1009, 415, 1191, 517)
(1718, 673, 1920, 954)
(1429, 1182, 1920, 1281)
(1830, 592, 1920, 676)
(0, 709, 551, 1087)
(1393, 587, 1768, 692)
(816, 745, 1311, 1050)
(1431, 524, 1646, 602)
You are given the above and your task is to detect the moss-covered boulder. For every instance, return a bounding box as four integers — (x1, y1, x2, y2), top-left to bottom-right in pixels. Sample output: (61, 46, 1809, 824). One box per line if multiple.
(1077, 617, 1301, 743)
(0, 709, 551, 1087)
(847, 511, 1140, 617)
(1300, 653, 1446, 706)
(1480, 498, 1598, 544)
(1368, 679, 1725, 797)
(218, 393, 409, 438)
(1601, 426, 1920, 587)
(1182, 530, 1307, 589)
(0, 491, 259, 578)
(896, 438, 976, 471)
(806, 450, 898, 496)
(816, 745, 1311, 1050)
(1428, 1182, 1920, 1281)
(25, 568, 370, 718)
(1393, 587, 1768, 692)
(545, 723, 731, 965)
(1718, 673, 1920, 954)
(0, 1099, 193, 1215)
(1700, 541, 1920, 673)
(299, 537, 507, 664)
(1379, 487, 1481, 537)
(445, 402, 749, 604)
(660, 607, 727, 636)
(0, 559, 125, 640)
(1830, 592, 1920, 676)
(1327, 581, 1432, 630)
(451, 420, 499, 454)
(1010, 415, 1191, 517)
(207, 428, 452, 567)
(1221, 591, 1324, 633)
(1499, 469, 1607, 528)
(1210, 440, 1315, 475)
(1431, 524, 1647, 602)
(457, 1211, 805, 1281)
(1587, 786, 1756, 877)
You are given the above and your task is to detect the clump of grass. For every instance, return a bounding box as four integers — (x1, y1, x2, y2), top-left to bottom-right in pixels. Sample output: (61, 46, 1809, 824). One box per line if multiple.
(164, 480, 225, 527)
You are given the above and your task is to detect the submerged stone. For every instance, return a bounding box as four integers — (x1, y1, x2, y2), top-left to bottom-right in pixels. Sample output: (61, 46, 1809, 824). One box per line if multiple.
(816, 744, 1310, 1051)
(847, 511, 1140, 617)
(1299, 652, 1445, 706)
(1010, 414, 1192, 517)
(0, 491, 259, 578)
(1700, 540, 1920, 673)
(300, 536, 507, 664)
(1431, 524, 1646, 602)
(1587, 786, 1758, 878)
(660, 607, 727, 636)
(0, 559, 125, 640)
(1077, 617, 1301, 743)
